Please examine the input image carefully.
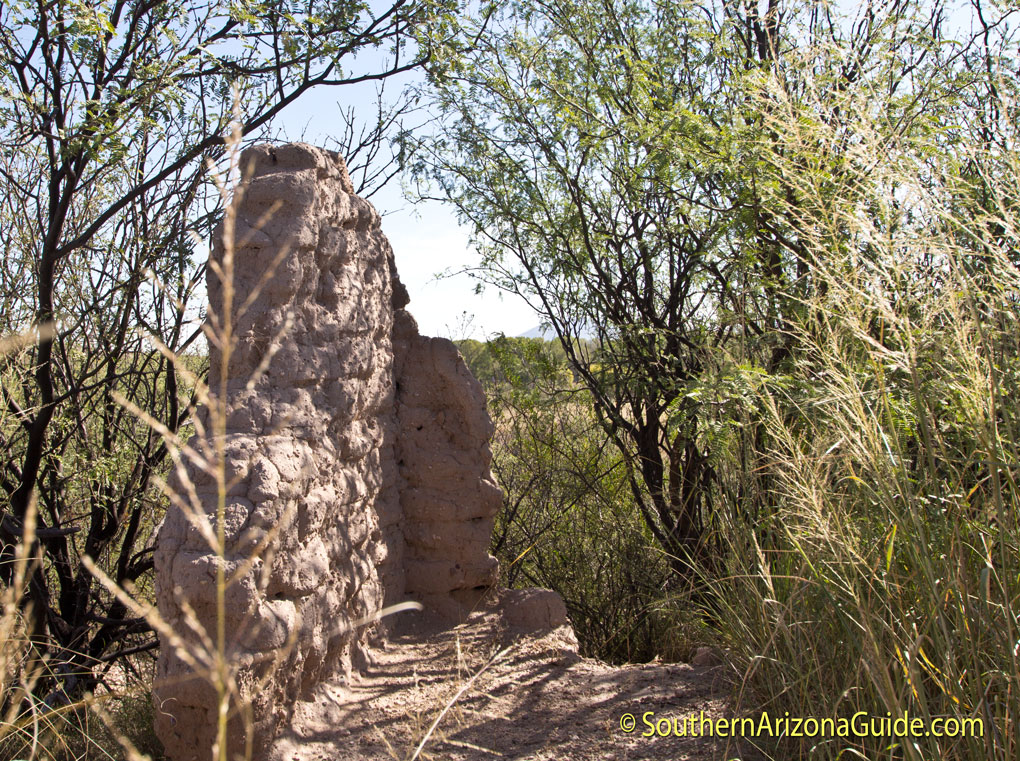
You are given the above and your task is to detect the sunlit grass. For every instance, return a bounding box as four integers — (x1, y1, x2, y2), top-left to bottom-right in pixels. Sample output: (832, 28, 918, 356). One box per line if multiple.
(710, 83, 1020, 761)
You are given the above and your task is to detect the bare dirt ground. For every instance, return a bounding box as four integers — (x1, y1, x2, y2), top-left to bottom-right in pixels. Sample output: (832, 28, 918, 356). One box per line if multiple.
(269, 599, 767, 761)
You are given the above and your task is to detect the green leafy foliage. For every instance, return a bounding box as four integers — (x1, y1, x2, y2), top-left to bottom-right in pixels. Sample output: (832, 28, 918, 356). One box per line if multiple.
(459, 337, 704, 662)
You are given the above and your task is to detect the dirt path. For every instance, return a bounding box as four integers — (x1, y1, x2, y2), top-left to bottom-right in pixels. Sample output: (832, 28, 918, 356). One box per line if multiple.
(269, 600, 764, 761)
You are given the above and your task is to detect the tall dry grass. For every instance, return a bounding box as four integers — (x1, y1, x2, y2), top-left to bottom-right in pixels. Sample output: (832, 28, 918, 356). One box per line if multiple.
(712, 78, 1020, 760)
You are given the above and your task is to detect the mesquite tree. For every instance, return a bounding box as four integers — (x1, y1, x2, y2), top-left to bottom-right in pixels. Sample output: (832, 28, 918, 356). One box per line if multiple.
(411, 0, 973, 589)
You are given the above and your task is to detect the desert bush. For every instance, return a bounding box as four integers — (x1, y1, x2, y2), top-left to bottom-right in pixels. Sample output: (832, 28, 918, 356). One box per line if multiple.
(446, 8, 1020, 754)
(461, 337, 706, 663)
(433, 6, 1019, 755)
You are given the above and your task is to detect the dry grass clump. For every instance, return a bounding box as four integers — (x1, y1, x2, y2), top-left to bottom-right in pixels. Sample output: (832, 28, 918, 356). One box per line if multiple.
(711, 79, 1020, 761)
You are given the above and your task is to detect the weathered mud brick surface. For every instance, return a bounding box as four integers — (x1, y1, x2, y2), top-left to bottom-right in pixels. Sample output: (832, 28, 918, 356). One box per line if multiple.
(152, 144, 557, 761)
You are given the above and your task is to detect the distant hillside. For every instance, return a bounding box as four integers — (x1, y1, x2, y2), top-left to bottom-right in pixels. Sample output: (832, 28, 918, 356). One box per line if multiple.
(518, 323, 596, 339)
(518, 324, 553, 339)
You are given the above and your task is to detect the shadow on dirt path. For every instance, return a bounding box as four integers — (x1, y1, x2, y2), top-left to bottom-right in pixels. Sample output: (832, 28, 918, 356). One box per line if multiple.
(269, 604, 768, 761)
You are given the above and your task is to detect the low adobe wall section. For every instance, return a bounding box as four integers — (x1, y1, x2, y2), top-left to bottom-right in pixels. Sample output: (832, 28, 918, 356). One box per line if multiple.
(153, 144, 505, 759)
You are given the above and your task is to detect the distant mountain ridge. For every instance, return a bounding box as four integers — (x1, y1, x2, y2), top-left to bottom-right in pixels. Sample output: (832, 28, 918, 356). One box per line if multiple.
(518, 324, 553, 339)
(518, 323, 596, 339)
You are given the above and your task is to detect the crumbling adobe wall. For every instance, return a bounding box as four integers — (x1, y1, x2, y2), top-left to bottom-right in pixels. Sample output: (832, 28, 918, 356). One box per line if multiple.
(393, 311, 501, 619)
(153, 144, 501, 760)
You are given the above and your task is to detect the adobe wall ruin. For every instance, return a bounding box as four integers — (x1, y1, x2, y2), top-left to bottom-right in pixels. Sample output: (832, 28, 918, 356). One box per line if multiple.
(153, 144, 503, 760)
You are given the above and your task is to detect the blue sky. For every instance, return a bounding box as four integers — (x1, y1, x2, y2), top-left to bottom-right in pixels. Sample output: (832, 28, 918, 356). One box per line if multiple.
(270, 70, 538, 341)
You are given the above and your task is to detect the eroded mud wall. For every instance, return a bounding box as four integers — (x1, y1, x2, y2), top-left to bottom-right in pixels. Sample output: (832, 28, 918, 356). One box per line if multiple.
(153, 144, 499, 760)
(393, 312, 502, 618)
